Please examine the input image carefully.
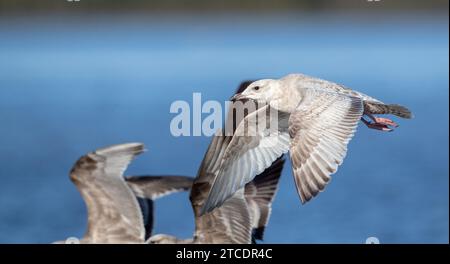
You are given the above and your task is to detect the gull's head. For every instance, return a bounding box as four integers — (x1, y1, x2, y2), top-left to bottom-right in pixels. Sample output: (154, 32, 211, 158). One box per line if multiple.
(147, 234, 179, 244)
(231, 79, 281, 104)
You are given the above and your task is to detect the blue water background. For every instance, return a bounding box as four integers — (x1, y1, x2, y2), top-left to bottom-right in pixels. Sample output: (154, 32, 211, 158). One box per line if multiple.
(0, 12, 448, 243)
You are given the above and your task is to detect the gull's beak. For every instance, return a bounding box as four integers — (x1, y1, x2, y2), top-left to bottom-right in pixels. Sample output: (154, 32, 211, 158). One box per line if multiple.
(230, 93, 247, 102)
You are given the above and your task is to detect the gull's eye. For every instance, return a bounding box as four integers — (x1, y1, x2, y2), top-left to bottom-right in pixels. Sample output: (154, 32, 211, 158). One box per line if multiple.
(253, 86, 260, 91)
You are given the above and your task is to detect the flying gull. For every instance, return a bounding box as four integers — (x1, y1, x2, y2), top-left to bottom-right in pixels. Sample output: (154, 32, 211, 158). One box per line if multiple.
(202, 73, 412, 214)
(54, 143, 192, 243)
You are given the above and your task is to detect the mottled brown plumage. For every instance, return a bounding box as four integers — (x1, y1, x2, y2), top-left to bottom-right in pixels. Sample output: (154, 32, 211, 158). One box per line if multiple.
(57, 143, 193, 244)
(70, 143, 146, 244)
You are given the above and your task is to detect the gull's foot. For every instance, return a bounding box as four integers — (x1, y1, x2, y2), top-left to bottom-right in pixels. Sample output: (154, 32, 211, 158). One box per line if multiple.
(361, 116, 394, 132)
(368, 116, 399, 128)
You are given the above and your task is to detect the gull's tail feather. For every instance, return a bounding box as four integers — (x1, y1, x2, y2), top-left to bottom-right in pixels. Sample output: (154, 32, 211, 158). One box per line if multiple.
(385, 104, 413, 119)
(364, 102, 413, 119)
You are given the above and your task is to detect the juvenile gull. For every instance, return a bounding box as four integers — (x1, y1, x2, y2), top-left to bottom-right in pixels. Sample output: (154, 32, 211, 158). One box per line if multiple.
(55, 143, 192, 243)
(202, 73, 412, 214)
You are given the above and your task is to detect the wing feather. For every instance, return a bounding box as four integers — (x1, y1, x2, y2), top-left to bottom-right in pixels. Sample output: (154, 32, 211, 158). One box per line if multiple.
(70, 143, 145, 243)
(289, 89, 364, 204)
(244, 157, 285, 241)
(201, 105, 290, 214)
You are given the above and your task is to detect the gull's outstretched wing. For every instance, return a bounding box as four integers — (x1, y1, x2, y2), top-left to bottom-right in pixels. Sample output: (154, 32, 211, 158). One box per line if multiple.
(125, 175, 193, 239)
(189, 134, 252, 244)
(201, 105, 290, 214)
(189, 80, 285, 244)
(126, 175, 193, 200)
(70, 143, 145, 243)
(289, 89, 363, 203)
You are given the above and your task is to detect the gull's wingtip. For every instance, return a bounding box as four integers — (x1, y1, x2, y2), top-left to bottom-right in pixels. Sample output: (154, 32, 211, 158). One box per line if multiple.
(95, 142, 146, 156)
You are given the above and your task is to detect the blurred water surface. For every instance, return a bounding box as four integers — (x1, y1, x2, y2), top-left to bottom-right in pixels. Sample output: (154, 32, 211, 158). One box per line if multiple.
(0, 12, 448, 243)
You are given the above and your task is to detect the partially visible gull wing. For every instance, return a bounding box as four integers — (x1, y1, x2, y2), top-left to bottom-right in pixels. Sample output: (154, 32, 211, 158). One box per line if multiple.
(194, 189, 252, 244)
(289, 89, 363, 203)
(201, 105, 290, 214)
(190, 135, 232, 212)
(126, 175, 193, 200)
(125, 175, 193, 239)
(70, 143, 145, 243)
(245, 157, 285, 242)
(190, 131, 252, 244)
(190, 80, 254, 209)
